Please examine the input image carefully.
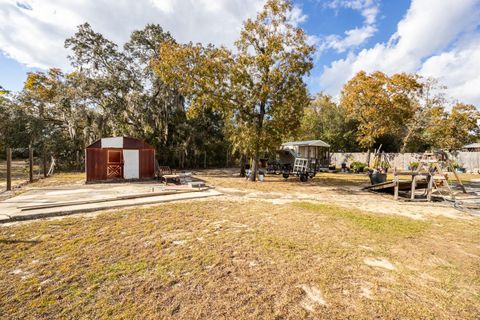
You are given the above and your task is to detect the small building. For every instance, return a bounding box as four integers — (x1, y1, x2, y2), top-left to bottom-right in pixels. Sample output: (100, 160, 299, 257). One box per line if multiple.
(462, 143, 480, 152)
(279, 139, 331, 169)
(85, 137, 155, 182)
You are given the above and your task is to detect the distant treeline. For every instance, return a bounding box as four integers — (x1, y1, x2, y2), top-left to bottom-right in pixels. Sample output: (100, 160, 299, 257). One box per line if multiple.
(0, 0, 478, 171)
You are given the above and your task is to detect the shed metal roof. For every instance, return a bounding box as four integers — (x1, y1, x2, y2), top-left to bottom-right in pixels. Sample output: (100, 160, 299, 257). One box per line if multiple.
(463, 143, 480, 149)
(281, 140, 330, 148)
(85, 137, 154, 150)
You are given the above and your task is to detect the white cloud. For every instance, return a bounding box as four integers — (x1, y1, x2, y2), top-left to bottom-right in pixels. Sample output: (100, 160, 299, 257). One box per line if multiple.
(149, 0, 174, 13)
(0, 0, 266, 70)
(361, 5, 378, 25)
(288, 5, 308, 26)
(419, 35, 480, 105)
(325, 0, 379, 23)
(318, 0, 480, 106)
(322, 25, 376, 53)
(321, 0, 379, 53)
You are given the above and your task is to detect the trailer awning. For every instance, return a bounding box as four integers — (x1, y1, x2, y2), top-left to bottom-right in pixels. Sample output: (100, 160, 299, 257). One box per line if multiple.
(281, 140, 330, 148)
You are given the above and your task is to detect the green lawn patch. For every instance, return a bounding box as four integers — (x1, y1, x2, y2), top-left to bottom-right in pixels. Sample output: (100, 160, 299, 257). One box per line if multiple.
(294, 202, 428, 238)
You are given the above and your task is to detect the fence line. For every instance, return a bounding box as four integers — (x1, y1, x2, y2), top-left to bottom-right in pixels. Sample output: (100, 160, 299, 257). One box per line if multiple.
(331, 152, 480, 172)
(1, 147, 51, 192)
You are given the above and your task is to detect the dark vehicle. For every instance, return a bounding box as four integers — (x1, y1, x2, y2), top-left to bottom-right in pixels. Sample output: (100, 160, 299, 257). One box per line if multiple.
(267, 159, 283, 174)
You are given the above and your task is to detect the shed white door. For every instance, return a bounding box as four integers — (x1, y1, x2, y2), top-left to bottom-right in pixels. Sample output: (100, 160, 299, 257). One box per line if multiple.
(123, 150, 139, 179)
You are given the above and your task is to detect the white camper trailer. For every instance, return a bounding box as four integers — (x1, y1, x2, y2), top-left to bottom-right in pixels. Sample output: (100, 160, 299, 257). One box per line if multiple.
(276, 140, 331, 181)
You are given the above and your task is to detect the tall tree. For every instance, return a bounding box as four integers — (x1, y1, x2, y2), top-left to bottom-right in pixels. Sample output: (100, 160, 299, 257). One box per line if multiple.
(123, 24, 188, 165)
(300, 93, 359, 151)
(0, 86, 13, 151)
(65, 23, 131, 135)
(153, 0, 314, 180)
(397, 78, 450, 152)
(65, 23, 203, 166)
(18, 69, 95, 168)
(341, 71, 423, 151)
(424, 103, 479, 151)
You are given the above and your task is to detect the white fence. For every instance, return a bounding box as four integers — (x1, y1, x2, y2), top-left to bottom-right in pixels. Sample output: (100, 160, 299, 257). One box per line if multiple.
(331, 152, 480, 172)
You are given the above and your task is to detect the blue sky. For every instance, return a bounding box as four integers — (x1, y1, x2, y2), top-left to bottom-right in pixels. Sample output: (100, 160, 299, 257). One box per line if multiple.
(296, 0, 411, 94)
(0, 55, 38, 91)
(1, 0, 479, 105)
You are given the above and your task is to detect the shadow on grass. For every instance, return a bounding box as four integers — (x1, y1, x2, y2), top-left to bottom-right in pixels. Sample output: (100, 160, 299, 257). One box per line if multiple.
(0, 239, 41, 245)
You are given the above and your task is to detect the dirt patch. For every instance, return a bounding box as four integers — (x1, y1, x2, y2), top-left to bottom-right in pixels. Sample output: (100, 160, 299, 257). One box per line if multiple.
(298, 284, 327, 311)
(0, 200, 479, 318)
(0, 172, 85, 201)
(360, 285, 374, 300)
(201, 170, 467, 220)
(1, 169, 479, 318)
(364, 257, 396, 270)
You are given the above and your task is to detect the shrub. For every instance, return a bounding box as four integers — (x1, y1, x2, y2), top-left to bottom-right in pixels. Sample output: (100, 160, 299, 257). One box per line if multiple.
(350, 161, 367, 171)
(409, 161, 420, 170)
(449, 160, 461, 169)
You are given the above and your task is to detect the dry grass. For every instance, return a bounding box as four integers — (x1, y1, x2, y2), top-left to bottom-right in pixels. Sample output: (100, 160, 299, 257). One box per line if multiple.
(26, 172, 85, 188)
(195, 170, 370, 194)
(0, 159, 83, 191)
(1, 199, 479, 319)
(0, 160, 39, 189)
(194, 170, 478, 200)
(0, 172, 85, 201)
(454, 173, 480, 184)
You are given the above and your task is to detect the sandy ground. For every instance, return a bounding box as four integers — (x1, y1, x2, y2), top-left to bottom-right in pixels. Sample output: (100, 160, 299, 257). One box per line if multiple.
(0, 181, 221, 222)
(1, 169, 479, 318)
(194, 168, 472, 220)
(0, 160, 39, 190)
(1, 198, 478, 319)
(0, 168, 477, 223)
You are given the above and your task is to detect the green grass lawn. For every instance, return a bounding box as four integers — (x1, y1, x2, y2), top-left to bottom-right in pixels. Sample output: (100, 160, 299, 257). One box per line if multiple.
(1, 200, 479, 319)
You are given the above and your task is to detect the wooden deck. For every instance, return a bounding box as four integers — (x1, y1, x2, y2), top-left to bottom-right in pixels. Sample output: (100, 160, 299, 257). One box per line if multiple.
(363, 179, 428, 193)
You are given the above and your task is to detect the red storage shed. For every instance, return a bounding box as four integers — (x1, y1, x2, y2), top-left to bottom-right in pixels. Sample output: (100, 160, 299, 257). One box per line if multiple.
(85, 137, 156, 182)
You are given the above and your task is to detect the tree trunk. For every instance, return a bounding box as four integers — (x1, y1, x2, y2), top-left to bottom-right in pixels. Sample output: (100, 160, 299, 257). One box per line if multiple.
(6, 147, 12, 191)
(248, 101, 265, 182)
(249, 146, 259, 182)
(402, 112, 424, 153)
(401, 128, 414, 153)
(240, 154, 246, 177)
(43, 148, 47, 178)
(29, 146, 34, 183)
(225, 147, 229, 168)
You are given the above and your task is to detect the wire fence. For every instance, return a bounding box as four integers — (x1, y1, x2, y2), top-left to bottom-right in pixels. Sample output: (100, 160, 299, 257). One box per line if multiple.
(0, 147, 50, 192)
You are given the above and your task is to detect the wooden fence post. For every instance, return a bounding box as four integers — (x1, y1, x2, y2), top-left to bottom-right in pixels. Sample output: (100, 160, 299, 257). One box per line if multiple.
(29, 146, 34, 183)
(393, 169, 399, 201)
(410, 174, 416, 200)
(6, 147, 12, 191)
(426, 175, 434, 201)
(43, 149, 47, 178)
